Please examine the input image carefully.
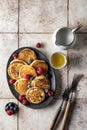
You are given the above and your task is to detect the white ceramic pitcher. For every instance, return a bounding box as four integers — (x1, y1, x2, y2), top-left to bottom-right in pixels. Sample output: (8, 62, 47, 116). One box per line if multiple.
(52, 24, 82, 50)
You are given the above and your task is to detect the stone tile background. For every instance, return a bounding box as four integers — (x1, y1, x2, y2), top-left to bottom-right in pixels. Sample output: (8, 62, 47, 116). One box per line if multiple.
(0, 0, 87, 130)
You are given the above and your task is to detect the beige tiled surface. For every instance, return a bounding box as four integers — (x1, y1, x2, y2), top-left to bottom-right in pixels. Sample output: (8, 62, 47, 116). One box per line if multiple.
(68, 34, 87, 98)
(0, 0, 18, 32)
(0, 34, 18, 98)
(19, 0, 67, 32)
(18, 100, 61, 130)
(69, 0, 87, 32)
(0, 0, 87, 130)
(0, 99, 18, 130)
(68, 99, 87, 130)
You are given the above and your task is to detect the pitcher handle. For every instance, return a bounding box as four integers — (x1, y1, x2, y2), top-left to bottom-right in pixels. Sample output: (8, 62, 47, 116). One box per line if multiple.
(72, 24, 82, 32)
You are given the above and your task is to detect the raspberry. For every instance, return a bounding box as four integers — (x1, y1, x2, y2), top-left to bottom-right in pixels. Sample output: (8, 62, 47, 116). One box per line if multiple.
(23, 74, 30, 80)
(37, 67, 43, 75)
(22, 99, 28, 105)
(18, 95, 25, 101)
(48, 91, 54, 97)
(9, 79, 15, 84)
(6, 110, 14, 116)
(36, 42, 41, 48)
(13, 53, 18, 59)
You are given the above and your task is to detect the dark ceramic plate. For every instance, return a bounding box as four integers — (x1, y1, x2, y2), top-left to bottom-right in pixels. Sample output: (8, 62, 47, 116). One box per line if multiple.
(6, 47, 56, 109)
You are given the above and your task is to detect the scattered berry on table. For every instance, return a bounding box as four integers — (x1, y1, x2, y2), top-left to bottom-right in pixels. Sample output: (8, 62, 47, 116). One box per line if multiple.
(5, 102, 19, 115)
(18, 95, 25, 101)
(23, 74, 30, 80)
(9, 79, 15, 84)
(5, 105, 10, 111)
(22, 99, 28, 105)
(10, 106, 14, 110)
(36, 42, 41, 48)
(37, 67, 43, 75)
(13, 106, 18, 113)
(8, 102, 14, 107)
(48, 91, 54, 97)
(13, 53, 18, 59)
(6, 110, 14, 116)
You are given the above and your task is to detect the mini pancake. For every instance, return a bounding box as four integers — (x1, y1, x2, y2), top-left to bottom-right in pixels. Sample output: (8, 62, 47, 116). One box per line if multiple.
(30, 60, 48, 75)
(26, 87, 45, 104)
(18, 49, 37, 63)
(31, 75, 50, 89)
(8, 60, 27, 80)
(19, 65, 37, 78)
(14, 78, 30, 95)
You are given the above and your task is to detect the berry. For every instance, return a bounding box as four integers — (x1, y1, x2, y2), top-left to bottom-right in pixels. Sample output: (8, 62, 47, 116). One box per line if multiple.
(9, 79, 15, 84)
(29, 76, 34, 81)
(10, 106, 14, 110)
(45, 93, 49, 98)
(6, 110, 14, 116)
(13, 105, 18, 113)
(28, 59, 33, 64)
(23, 74, 30, 80)
(18, 95, 25, 101)
(22, 99, 28, 105)
(5, 105, 10, 111)
(8, 102, 14, 107)
(13, 53, 18, 59)
(16, 72, 19, 76)
(48, 91, 54, 97)
(36, 42, 41, 48)
(37, 67, 43, 75)
(44, 89, 49, 93)
(46, 73, 51, 79)
(27, 84, 32, 88)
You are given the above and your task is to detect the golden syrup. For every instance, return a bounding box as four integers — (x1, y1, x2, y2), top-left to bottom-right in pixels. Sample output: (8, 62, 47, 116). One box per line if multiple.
(51, 53, 65, 68)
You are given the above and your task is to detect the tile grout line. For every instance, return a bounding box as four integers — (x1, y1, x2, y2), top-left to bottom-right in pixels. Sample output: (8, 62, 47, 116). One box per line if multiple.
(67, 0, 69, 86)
(0, 32, 87, 34)
(18, 0, 20, 49)
(0, 98, 15, 99)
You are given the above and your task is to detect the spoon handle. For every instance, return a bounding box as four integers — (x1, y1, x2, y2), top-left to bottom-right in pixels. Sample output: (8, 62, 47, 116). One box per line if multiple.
(72, 24, 82, 32)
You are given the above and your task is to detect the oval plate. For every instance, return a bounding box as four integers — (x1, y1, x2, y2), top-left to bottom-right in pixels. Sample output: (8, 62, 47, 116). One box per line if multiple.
(6, 47, 56, 109)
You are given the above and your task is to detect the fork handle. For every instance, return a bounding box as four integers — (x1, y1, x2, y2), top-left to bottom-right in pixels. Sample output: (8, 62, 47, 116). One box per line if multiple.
(49, 101, 66, 130)
(49, 107, 62, 130)
(60, 100, 71, 130)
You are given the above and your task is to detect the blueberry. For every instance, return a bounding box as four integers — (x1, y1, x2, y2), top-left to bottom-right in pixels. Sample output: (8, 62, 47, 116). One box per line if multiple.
(46, 73, 51, 79)
(44, 89, 49, 93)
(10, 106, 14, 110)
(28, 59, 33, 64)
(8, 103, 14, 107)
(5, 105, 10, 111)
(28, 84, 32, 88)
(45, 93, 48, 98)
(30, 76, 34, 81)
(13, 106, 18, 113)
(16, 71, 19, 76)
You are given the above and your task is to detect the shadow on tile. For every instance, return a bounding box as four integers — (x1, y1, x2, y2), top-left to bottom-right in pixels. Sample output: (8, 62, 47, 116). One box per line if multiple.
(54, 70, 63, 99)
(73, 34, 87, 51)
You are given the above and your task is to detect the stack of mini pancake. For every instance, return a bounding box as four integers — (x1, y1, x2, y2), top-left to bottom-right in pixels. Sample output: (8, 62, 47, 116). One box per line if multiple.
(8, 48, 50, 104)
